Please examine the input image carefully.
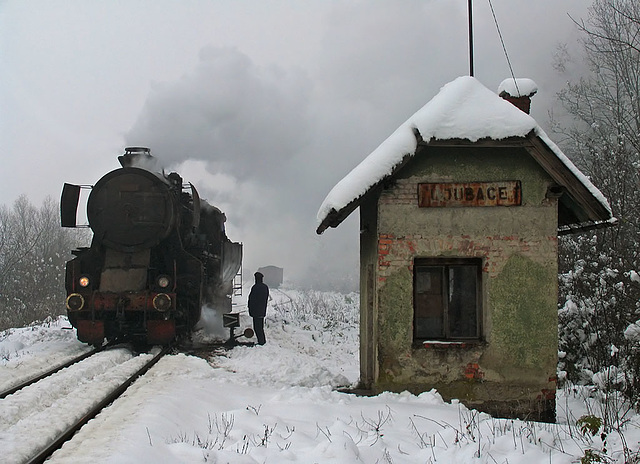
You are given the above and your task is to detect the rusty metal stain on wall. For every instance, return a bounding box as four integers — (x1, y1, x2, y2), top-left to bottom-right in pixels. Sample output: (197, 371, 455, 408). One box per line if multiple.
(418, 181, 522, 207)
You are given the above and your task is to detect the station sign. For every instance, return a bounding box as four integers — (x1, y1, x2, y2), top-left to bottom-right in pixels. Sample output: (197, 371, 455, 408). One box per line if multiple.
(418, 181, 521, 208)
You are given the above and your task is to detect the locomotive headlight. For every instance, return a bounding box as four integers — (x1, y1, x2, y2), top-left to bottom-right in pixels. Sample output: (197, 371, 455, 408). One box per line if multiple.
(156, 275, 171, 289)
(79, 276, 90, 288)
(153, 293, 172, 312)
(66, 293, 85, 311)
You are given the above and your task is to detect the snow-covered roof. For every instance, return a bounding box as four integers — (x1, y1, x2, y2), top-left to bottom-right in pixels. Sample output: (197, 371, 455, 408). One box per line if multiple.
(316, 76, 614, 234)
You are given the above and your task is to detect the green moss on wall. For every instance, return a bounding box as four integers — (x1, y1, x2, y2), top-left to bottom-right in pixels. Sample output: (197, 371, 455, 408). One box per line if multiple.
(378, 268, 413, 360)
(489, 254, 557, 371)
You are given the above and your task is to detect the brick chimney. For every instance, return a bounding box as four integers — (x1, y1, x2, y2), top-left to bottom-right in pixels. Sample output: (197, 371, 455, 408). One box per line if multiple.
(498, 78, 538, 114)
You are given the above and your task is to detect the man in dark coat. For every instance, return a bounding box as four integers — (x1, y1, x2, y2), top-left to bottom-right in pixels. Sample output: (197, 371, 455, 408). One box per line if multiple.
(248, 271, 269, 345)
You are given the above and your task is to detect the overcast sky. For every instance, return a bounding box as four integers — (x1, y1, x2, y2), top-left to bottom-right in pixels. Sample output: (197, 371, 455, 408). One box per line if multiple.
(0, 0, 590, 289)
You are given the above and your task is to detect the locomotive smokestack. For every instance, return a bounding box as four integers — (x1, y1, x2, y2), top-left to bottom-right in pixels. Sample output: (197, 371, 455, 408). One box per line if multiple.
(118, 147, 157, 170)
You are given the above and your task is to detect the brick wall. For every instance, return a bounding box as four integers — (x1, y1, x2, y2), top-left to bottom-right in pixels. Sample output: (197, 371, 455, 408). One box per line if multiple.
(368, 149, 559, 421)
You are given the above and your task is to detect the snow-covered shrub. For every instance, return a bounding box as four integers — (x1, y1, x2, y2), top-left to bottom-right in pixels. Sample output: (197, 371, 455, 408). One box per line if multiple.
(270, 288, 359, 329)
(558, 234, 640, 426)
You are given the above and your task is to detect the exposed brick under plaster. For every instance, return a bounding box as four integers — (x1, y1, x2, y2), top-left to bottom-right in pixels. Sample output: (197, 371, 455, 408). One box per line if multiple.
(376, 233, 557, 282)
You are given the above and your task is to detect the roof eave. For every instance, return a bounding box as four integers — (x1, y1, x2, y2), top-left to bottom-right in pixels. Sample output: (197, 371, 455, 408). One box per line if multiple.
(523, 132, 613, 225)
(558, 217, 619, 236)
(316, 131, 615, 235)
(316, 204, 357, 235)
(316, 151, 416, 235)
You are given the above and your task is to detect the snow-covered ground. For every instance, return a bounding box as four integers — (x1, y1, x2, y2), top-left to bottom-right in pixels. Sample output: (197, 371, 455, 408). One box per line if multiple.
(1, 289, 639, 463)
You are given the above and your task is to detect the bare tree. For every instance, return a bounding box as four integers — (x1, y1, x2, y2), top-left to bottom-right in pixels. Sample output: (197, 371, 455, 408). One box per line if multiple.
(554, 0, 640, 413)
(556, 0, 640, 239)
(0, 196, 87, 330)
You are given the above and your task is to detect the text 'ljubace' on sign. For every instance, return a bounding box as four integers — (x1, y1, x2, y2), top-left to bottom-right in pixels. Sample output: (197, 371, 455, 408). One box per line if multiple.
(418, 181, 521, 208)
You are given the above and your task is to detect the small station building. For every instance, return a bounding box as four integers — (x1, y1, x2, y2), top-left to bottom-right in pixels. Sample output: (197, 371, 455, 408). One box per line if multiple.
(316, 77, 615, 421)
(257, 265, 284, 289)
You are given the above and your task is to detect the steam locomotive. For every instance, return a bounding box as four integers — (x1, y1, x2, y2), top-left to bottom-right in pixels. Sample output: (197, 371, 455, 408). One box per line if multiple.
(61, 147, 242, 346)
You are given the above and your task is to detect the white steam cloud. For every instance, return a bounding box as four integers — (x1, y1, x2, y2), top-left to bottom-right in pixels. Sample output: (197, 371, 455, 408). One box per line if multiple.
(193, 305, 231, 342)
(127, 46, 312, 179)
(125, 46, 358, 291)
(122, 2, 587, 292)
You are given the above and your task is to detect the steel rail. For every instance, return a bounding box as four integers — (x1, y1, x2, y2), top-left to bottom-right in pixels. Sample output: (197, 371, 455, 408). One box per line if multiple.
(0, 347, 102, 399)
(25, 345, 171, 464)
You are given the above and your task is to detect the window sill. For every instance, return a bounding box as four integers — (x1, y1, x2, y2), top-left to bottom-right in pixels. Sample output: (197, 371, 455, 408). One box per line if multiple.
(416, 340, 483, 349)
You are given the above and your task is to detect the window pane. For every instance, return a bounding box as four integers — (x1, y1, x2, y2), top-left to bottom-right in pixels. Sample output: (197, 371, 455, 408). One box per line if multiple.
(415, 267, 444, 338)
(448, 266, 478, 337)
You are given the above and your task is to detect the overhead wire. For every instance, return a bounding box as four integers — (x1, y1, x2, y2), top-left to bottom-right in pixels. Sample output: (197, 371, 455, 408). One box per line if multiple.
(487, 0, 521, 96)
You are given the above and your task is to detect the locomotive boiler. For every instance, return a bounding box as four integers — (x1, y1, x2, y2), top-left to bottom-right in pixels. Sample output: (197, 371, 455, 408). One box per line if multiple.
(61, 147, 242, 346)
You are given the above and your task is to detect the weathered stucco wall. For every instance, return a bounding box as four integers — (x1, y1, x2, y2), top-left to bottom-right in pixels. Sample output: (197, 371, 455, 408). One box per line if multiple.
(367, 146, 559, 421)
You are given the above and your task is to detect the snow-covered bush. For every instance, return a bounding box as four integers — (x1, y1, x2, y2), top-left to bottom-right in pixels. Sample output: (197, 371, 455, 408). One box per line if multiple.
(270, 288, 359, 330)
(558, 235, 640, 427)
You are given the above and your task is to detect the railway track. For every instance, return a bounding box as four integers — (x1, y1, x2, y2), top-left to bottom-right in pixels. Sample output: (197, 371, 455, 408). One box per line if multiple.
(25, 346, 170, 464)
(1, 345, 171, 464)
(0, 347, 102, 400)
